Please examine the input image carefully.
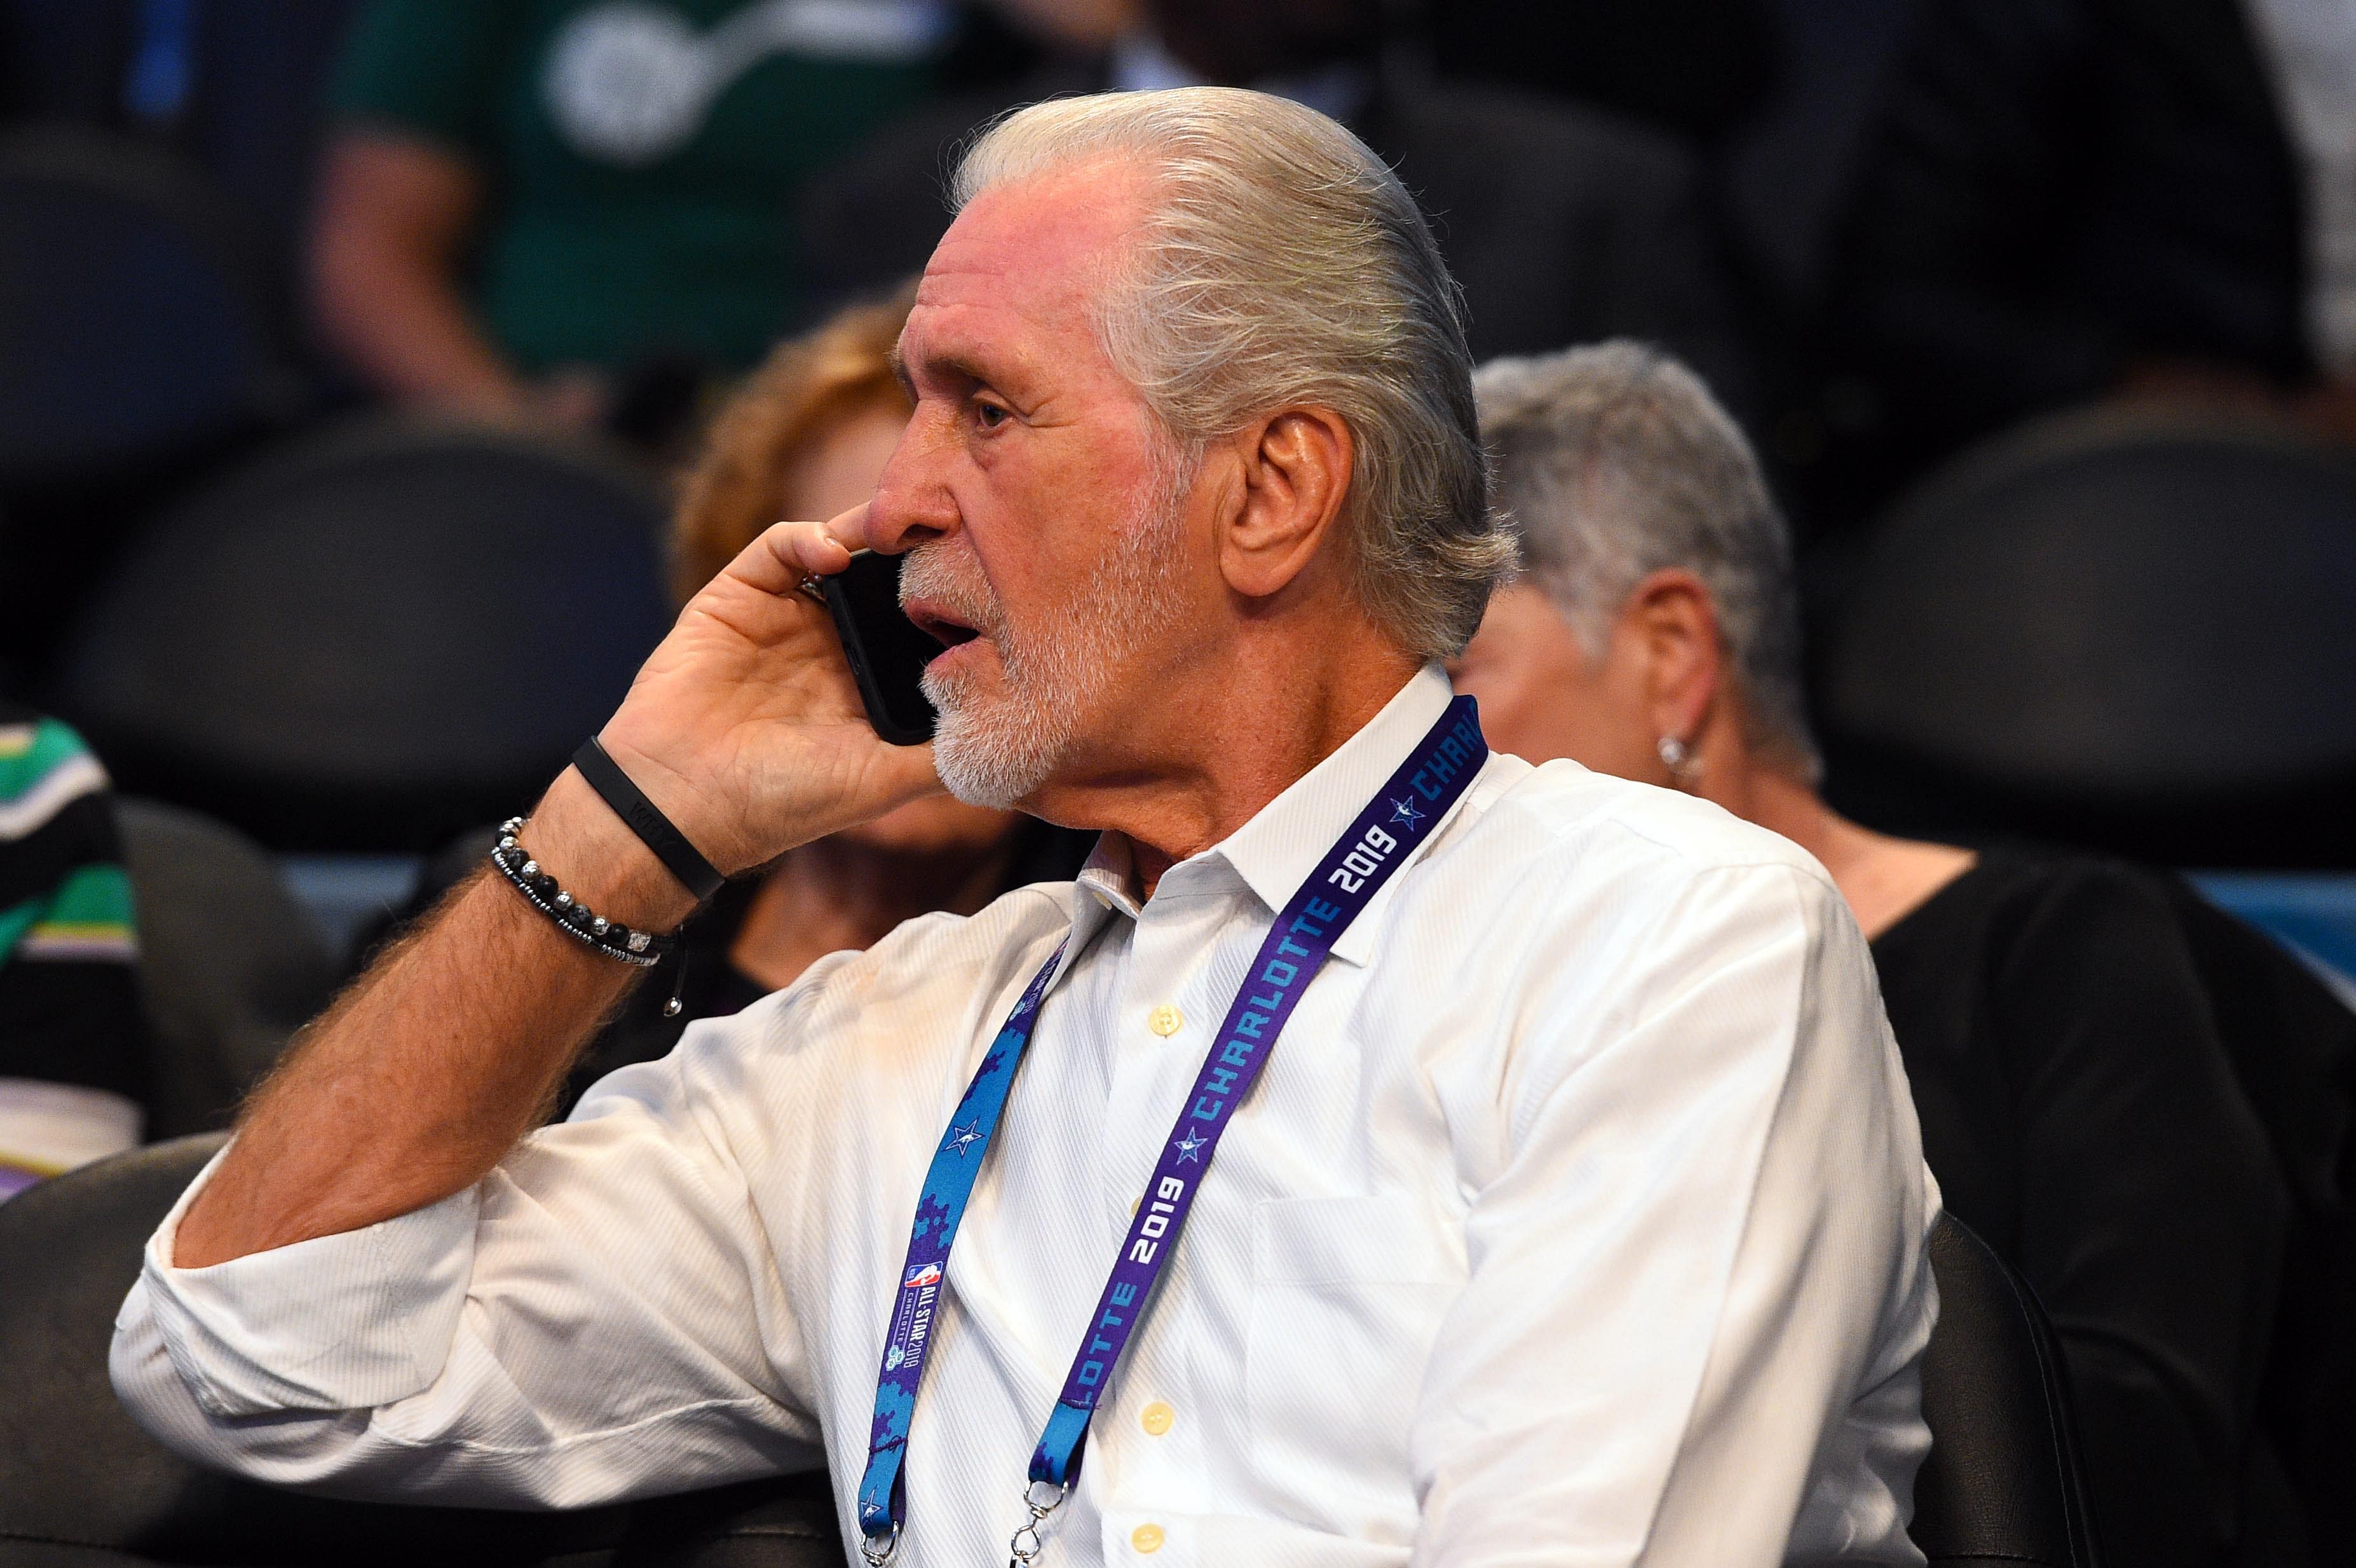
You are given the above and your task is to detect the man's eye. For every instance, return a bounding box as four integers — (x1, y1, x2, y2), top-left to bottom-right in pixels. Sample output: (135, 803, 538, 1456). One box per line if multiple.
(973, 399, 1010, 430)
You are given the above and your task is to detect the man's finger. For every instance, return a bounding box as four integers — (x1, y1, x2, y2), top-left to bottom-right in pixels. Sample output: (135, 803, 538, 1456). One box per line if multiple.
(754, 505, 876, 591)
(728, 517, 857, 596)
(829, 502, 875, 554)
(793, 503, 874, 568)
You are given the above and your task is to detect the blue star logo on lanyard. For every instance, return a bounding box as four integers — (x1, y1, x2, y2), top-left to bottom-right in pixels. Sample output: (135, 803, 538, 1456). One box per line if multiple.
(1172, 1129, 1209, 1164)
(1389, 796, 1426, 830)
(943, 1121, 985, 1157)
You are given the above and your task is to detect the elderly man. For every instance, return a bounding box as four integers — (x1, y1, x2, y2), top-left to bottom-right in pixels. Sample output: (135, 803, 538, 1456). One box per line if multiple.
(112, 92, 1936, 1567)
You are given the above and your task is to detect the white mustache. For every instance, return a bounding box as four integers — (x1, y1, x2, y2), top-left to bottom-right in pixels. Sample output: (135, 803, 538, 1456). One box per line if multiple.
(897, 542, 1006, 643)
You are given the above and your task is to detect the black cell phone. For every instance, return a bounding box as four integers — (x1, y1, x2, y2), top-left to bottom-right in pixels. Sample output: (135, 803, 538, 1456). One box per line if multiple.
(819, 549, 939, 746)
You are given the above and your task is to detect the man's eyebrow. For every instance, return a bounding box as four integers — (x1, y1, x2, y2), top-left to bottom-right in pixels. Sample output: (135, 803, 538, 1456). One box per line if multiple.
(892, 343, 1000, 396)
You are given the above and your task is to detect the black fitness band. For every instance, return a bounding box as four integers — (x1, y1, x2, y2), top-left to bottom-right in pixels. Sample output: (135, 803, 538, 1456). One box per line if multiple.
(572, 737, 726, 903)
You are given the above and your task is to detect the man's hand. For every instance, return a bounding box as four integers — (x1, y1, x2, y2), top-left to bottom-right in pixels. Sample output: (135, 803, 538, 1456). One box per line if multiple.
(592, 507, 944, 878)
(170, 508, 946, 1269)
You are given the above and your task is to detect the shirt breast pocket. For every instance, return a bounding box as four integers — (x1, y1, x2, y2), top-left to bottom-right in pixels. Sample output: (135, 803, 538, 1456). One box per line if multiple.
(1244, 1195, 1457, 1519)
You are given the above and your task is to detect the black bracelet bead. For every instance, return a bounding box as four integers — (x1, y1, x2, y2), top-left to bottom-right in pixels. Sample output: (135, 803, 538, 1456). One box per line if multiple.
(487, 819, 678, 969)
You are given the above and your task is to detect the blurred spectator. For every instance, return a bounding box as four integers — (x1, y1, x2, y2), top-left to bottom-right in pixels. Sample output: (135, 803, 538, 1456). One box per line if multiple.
(796, 0, 1753, 404)
(0, 704, 144, 1198)
(1455, 341, 2345, 1567)
(308, 0, 964, 445)
(0, 0, 360, 278)
(392, 287, 1090, 1116)
(667, 282, 914, 603)
(983, 0, 1134, 52)
(1415, 0, 1780, 146)
(1820, 0, 2356, 515)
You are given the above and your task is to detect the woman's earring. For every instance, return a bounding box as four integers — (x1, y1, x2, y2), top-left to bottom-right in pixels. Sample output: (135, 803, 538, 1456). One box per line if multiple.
(1657, 735, 1701, 789)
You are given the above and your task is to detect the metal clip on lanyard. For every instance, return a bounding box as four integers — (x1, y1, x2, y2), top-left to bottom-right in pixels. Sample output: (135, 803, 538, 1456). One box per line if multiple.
(855, 696, 1488, 1567)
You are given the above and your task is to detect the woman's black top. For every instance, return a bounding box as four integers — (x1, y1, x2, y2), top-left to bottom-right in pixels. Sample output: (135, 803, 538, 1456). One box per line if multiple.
(1870, 850, 2331, 1568)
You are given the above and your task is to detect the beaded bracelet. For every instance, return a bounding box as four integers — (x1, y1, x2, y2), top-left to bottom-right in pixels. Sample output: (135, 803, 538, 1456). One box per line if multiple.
(489, 816, 679, 970)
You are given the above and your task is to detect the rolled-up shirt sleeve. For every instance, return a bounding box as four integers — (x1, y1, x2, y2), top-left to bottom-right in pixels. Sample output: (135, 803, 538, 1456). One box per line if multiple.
(1408, 860, 1939, 1567)
(110, 1006, 825, 1508)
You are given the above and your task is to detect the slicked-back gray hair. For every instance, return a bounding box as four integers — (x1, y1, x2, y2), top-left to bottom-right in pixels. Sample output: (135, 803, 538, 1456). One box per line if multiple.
(1474, 341, 1821, 780)
(953, 88, 1514, 659)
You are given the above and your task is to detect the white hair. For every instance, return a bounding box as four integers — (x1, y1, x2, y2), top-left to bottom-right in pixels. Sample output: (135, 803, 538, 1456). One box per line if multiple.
(951, 87, 1514, 659)
(1475, 341, 1822, 781)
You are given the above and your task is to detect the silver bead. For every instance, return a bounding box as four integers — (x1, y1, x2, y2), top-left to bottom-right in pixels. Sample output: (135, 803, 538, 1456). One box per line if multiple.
(498, 836, 517, 850)
(554, 890, 573, 908)
(521, 861, 540, 878)
(627, 931, 651, 953)
(591, 917, 610, 935)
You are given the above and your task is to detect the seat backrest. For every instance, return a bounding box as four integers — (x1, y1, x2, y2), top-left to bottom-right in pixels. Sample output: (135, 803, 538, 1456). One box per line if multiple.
(114, 797, 337, 1137)
(55, 414, 674, 852)
(0, 126, 287, 491)
(0, 0, 138, 123)
(1720, 0, 1930, 311)
(1911, 1213, 2104, 1568)
(0, 1134, 841, 1567)
(1820, 406, 2356, 867)
(153, 1, 364, 271)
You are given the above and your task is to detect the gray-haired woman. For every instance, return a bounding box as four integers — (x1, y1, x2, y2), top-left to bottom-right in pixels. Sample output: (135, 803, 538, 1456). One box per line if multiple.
(1454, 341, 2348, 1567)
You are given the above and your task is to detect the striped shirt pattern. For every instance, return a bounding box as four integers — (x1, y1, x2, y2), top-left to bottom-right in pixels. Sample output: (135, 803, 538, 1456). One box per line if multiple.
(0, 706, 144, 1198)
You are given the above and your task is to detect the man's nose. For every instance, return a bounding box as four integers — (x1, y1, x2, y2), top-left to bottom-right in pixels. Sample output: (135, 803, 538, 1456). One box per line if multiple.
(866, 407, 961, 554)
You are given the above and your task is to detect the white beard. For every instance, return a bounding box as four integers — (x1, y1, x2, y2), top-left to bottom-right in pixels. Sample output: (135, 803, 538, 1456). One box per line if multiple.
(904, 465, 1191, 809)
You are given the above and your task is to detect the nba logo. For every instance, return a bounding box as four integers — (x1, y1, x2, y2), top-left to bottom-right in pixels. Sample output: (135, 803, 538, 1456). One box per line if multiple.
(904, 1263, 942, 1290)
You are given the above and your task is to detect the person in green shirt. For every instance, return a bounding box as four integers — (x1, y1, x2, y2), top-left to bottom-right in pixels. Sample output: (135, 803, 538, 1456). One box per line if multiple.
(311, 0, 959, 437)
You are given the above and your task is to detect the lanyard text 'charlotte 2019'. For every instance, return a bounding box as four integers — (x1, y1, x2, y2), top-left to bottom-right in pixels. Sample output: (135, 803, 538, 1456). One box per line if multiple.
(856, 696, 1488, 1567)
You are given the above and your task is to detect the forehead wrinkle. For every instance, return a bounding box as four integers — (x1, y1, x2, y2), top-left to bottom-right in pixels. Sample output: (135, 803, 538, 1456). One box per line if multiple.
(901, 161, 1159, 427)
(921, 162, 1154, 311)
(900, 299, 1054, 399)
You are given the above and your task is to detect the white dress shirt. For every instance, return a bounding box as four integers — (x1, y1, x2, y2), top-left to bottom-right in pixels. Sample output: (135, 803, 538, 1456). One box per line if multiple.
(113, 667, 1939, 1567)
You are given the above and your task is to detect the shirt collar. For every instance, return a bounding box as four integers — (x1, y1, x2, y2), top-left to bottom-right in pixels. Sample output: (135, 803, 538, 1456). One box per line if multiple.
(1063, 665, 1467, 967)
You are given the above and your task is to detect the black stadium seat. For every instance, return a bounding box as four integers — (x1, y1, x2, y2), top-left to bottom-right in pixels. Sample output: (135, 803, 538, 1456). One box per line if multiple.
(53, 416, 675, 852)
(1910, 1214, 2105, 1567)
(0, 126, 292, 493)
(0, 124, 310, 687)
(116, 797, 337, 1136)
(1820, 406, 2356, 867)
(0, 1135, 842, 1568)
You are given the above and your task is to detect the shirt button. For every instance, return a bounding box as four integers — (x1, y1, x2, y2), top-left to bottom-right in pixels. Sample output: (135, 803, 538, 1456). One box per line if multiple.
(1140, 1401, 1175, 1436)
(1132, 1523, 1166, 1554)
(1148, 1004, 1183, 1037)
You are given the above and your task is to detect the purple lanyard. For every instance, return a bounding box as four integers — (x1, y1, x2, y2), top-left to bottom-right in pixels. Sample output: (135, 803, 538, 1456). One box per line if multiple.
(857, 696, 1487, 1566)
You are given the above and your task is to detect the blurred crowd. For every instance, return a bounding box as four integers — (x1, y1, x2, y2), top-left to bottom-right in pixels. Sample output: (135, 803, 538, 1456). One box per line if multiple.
(3, 1, 2355, 603)
(2, 1, 2355, 1564)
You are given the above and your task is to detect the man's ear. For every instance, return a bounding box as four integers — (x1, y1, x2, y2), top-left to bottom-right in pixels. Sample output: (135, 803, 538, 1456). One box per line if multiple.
(1215, 406, 1354, 601)
(1622, 568, 1726, 742)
